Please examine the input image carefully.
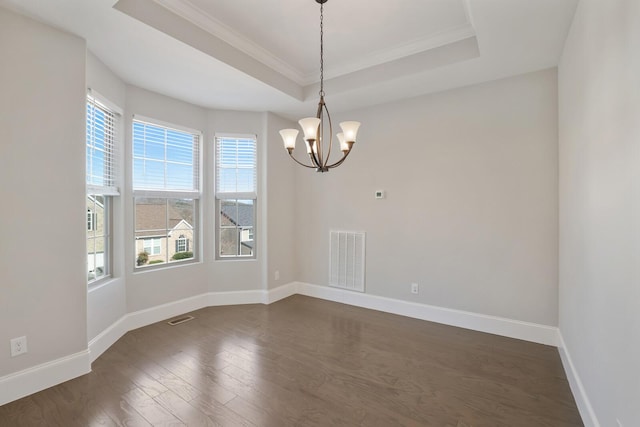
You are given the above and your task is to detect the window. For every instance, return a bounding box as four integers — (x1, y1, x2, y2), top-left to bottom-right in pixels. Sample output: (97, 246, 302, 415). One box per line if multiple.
(86, 91, 119, 284)
(133, 118, 200, 268)
(215, 135, 257, 259)
(176, 235, 188, 253)
(87, 209, 97, 231)
(241, 228, 254, 242)
(143, 238, 162, 255)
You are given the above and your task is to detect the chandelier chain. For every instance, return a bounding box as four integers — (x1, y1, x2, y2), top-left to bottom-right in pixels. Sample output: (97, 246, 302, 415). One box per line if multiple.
(319, 2, 325, 97)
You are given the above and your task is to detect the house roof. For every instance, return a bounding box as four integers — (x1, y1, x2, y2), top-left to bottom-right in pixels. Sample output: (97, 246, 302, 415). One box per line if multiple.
(220, 201, 254, 228)
(221, 201, 254, 250)
(135, 202, 192, 238)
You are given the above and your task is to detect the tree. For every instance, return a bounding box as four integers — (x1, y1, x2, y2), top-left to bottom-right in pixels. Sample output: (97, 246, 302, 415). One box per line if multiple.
(137, 251, 149, 266)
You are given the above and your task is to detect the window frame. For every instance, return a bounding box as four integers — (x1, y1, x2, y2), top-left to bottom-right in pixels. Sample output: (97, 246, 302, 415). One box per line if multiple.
(86, 90, 121, 286)
(87, 209, 97, 231)
(132, 116, 202, 270)
(143, 238, 162, 256)
(176, 235, 188, 253)
(215, 134, 258, 260)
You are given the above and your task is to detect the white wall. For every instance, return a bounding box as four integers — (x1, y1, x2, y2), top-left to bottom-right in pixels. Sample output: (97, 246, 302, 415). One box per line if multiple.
(558, 0, 640, 425)
(266, 113, 297, 289)
(0, 7, 87, 375)
(86, 52, 128, 341)
(294, 68, 559, 326)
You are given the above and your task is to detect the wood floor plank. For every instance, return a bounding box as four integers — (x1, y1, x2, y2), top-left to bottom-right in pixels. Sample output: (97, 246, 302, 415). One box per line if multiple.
(0, 295, 583, 426)
(120, 387, 186, 426)
(153, 390, 219, 426)
(89, 384, 153, 427)
(189, 394, 256, 427)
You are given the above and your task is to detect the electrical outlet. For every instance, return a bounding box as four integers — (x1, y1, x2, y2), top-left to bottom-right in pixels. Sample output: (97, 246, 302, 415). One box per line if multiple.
(275, 270, 280, 281)
(411, 283, 419, 294)
(10, 336, 27, 357)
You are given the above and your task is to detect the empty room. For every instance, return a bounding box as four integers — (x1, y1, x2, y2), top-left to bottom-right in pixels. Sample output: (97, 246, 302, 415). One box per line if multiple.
(0, 0, 637, 425)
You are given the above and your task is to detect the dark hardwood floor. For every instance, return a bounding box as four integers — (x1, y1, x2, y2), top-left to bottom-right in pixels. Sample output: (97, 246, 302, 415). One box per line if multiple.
(0, 295, 583, 426)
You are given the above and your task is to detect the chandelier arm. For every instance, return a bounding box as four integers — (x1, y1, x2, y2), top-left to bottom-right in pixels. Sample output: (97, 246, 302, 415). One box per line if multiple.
(322, 102, 333, 169)
(308, 142, 322, 168)
(315, 100, 324, 168)
(288, 151, 318, 169)
(325, 147, 353, 169)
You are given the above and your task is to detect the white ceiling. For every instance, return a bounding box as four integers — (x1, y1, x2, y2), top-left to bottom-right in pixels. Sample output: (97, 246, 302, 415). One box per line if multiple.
(0, 0, 578, 119)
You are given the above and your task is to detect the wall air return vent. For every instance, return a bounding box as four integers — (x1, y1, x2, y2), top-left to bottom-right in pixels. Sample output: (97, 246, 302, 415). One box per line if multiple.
(330, 230, 365, 292)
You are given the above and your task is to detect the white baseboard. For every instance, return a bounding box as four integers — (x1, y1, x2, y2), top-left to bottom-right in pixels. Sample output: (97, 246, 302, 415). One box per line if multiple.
(0, 350, 90, 406)
(88, 316, 129, 364)
(87, 286, 297, 364)
(4, 282, 562, 407)
(296, 282, 559, 346)
(557, 332, 600, 427)
(263, 282, 298, 304)
(127, 292, 212, 332)
(207, 290, 264, 307)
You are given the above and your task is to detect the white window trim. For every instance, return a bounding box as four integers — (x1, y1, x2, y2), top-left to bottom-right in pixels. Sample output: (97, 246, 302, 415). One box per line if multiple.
(215, 133, 258, 260)
(176, 236, 188, 253)
(143, 238, 162, 256)
(87, 89, 121, 197)
(132, 116, 202, 270)
(87, 90, 121, 286)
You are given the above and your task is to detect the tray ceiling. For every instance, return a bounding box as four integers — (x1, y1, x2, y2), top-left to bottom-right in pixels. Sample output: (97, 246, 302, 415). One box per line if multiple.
(0, 0, 579, 118)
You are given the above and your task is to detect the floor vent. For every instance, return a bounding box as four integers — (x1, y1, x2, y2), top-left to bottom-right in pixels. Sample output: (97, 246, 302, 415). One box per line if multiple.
(330, 230, 365, 292)
(167, 315, 195, 326)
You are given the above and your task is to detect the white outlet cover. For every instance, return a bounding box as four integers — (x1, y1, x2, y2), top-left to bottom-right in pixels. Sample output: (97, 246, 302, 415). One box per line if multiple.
(375, 190, 385, 199)
(10, 336, 27, 357)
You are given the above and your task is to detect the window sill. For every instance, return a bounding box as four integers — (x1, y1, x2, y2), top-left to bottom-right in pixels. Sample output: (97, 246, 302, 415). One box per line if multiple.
(215, 257, 257, 262)
(133, 258, 202, 274)
(88, 276, 119, 292)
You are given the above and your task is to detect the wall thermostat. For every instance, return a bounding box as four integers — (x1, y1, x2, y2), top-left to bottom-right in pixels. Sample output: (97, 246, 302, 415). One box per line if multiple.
(375, 190, 385, 199)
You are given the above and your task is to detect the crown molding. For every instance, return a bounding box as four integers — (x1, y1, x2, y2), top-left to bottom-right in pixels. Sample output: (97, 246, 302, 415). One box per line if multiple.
(305, 24, 476, 85)
(153, 0, 308, 84)
(153, 0, 477, 86)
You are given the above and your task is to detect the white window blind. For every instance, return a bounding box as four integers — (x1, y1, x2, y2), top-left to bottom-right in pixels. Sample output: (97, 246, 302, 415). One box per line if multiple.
(87, 93, 119, 195)
(133, 119, 200, 194)
(215, 135, 257, 199)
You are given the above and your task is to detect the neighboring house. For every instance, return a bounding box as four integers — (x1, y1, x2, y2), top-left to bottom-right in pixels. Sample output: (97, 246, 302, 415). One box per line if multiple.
(87, 195, 105, 279)
(135, 202, 193, 265)
(220, 200, 254, 256)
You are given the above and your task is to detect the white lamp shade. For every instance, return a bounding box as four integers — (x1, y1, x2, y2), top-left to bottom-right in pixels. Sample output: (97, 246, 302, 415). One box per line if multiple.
(339, 121, 361, 142)
(279, 129, 299, 150)
(299, 117, 321, 141)
(337, 133, 349, 152)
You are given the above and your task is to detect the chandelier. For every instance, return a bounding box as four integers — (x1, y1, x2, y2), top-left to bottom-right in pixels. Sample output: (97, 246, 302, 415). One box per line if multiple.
(279, 0, 361, 173)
